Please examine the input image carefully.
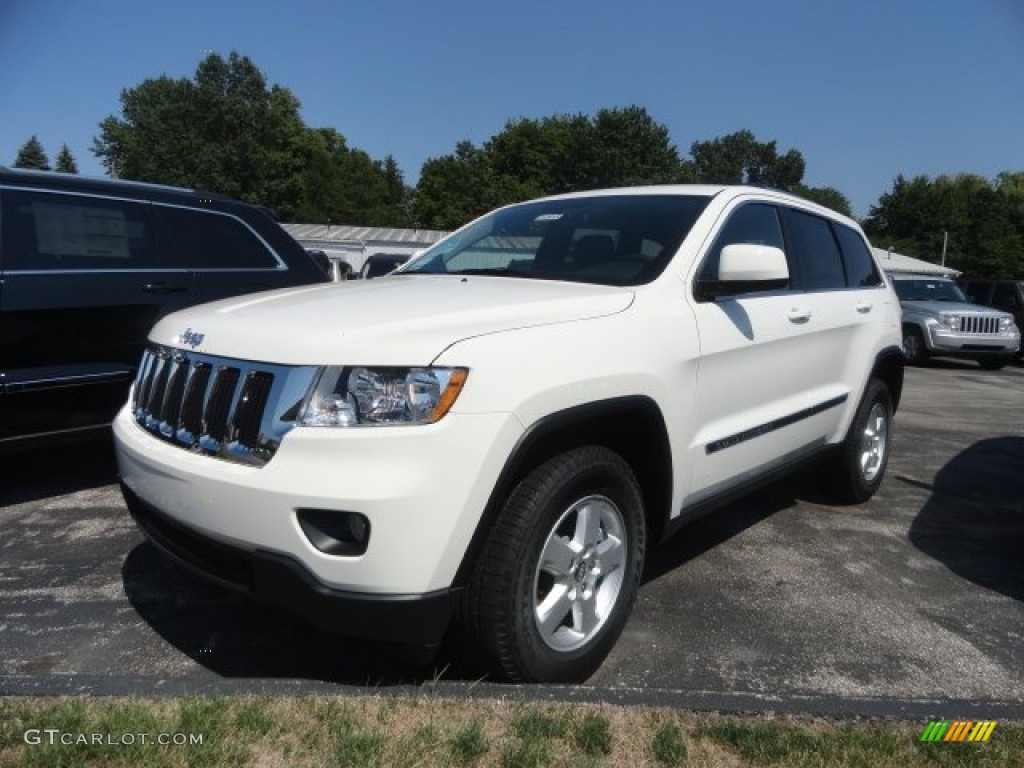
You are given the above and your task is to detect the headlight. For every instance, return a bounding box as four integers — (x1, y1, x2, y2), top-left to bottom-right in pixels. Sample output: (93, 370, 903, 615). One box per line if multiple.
(299, 366, 468, 427)
(1000, 316, 1015, 332)
(940, 314, 961, 331)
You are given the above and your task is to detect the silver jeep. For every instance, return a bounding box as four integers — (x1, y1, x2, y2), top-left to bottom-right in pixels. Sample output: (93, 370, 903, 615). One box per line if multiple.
(893, 275, 1020, 370)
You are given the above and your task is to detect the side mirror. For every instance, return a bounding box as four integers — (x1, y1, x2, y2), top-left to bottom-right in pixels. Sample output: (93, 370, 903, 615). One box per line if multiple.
(697, 244, 790, 300)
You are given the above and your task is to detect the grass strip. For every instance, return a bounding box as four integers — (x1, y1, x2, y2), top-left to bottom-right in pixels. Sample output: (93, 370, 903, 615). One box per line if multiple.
(1, 695, 1021, 767)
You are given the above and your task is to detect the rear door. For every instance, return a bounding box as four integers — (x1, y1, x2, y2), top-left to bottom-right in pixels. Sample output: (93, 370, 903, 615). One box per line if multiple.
(0, 188, 199, 442)
(153, 204, 290, 302)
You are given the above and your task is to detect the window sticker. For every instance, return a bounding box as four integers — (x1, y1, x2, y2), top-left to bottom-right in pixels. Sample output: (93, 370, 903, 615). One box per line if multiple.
(33, 202, 131, 259)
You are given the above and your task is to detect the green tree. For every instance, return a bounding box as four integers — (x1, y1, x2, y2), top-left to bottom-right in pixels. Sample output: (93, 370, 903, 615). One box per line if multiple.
(54, 144, 79, 174)
(14, 135, 50, 170)
(865, 172, 1024, 277)
(415, 141, 502, 229)
(689, 129, 805, 189)
(414, 106, 682, 229)
(794, 184, 852, 216)
(92, 51, 409, 225)
(93, 53, 309, 216)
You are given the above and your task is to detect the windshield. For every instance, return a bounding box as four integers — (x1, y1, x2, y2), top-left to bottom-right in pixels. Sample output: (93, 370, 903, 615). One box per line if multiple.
(401, 194, 711, 286)
(893, 278, 967, 303)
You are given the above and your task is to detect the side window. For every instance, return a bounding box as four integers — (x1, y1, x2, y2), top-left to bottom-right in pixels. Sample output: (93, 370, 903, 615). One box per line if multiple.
(993, 283, 1020, 310)
(787, 210, 846, 291)
(157, 206, 279, 269)
(963, 282, 990, 304)
(1, 190, 160, 270)
(699, 203, 785, 282)
(833, 224, 882, 287)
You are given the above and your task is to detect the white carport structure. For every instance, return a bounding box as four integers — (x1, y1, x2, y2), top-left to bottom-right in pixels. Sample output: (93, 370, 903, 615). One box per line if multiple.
(872, 247, 961, 278)
(282, 223, 448, 278)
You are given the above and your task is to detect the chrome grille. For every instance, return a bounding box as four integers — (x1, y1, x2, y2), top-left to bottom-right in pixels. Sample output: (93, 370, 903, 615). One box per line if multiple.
(960, 315, 1000, 335)
(131, 345, 318, 466)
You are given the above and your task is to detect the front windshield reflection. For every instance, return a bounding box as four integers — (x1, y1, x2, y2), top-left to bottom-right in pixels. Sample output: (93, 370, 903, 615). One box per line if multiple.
(402, 195, 711, 287)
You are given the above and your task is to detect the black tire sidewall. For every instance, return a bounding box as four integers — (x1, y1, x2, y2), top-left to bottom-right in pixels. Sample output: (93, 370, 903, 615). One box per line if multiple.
(903, 328, 926, 363)
(840, 379, 893, 502)
(504, 448, 645, 683)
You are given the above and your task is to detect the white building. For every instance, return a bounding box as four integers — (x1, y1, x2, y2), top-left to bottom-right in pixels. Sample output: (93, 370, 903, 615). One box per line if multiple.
(282, 223, 448, 277)
(871, 246, 960, 278)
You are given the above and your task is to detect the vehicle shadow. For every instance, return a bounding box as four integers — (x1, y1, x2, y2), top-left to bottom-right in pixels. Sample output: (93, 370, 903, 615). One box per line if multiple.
(121, 542, 454, 685)
(907, 436, 1024, 602)
(643, 468, 823, 583)
(120, 467, 833, 686)
(0, 437, 118, 507)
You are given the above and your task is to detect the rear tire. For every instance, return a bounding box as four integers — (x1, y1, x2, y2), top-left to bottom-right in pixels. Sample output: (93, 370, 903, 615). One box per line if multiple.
(823, 379, 893, 504)
(460, 446, 645, 683)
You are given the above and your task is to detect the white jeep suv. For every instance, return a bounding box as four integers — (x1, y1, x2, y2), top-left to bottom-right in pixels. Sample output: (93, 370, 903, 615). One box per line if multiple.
(114, 186, 904, 683)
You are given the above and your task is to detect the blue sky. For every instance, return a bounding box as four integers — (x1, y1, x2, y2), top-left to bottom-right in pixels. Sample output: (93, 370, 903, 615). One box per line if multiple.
(1, 0, 1022, 219)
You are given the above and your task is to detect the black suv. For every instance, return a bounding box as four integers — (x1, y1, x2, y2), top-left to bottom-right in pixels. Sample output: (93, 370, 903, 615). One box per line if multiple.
(962, 278, 1024, 355)
(0, 167, 329, 448)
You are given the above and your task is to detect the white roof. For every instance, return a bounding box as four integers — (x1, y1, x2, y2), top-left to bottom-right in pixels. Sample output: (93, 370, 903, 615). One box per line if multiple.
(872, 247, 960, 277)
(282, 223, 448, 247)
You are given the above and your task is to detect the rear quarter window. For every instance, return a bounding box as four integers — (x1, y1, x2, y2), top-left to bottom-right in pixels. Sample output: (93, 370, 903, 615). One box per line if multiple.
(157, 206, 279, 269)
(833, 224, 882, 287)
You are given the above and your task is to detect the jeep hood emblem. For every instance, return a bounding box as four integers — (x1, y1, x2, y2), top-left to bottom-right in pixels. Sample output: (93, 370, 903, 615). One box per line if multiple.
(179, 328, 206, 349)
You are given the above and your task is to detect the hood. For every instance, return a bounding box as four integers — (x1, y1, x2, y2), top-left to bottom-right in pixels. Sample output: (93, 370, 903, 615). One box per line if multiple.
(900, 299, 1011, 318)
(150, 275, 635, 365)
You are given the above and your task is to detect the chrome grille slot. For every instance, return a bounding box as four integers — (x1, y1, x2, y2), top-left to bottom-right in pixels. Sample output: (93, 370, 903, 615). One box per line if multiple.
(158, 356, 189, 437)
(200, 366, 240, 449)
(230, 372, 274, 446)
(176, 363, 211, 445)
(961, 315, 999, 335)
(143, 354, 172, 430)
(132, 352, 157, 414)
(130, 344, 318, 466)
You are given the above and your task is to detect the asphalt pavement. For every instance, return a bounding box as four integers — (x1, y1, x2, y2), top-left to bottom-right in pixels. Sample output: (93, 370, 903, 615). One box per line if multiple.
(1, 361, 1022, 717)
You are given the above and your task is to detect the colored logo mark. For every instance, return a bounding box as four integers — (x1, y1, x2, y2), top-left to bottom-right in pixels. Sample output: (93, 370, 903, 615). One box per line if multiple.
(920, 721, 997, 743)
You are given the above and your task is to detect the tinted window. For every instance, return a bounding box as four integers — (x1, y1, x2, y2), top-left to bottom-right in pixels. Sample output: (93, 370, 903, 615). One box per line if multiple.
(834, 224, 881, 287)
(993, 283, 1020, 309)
(403, 195, 711, 286)
(788, 210, 846, 291)
(699, 203, 785, 283)
(892, 279, 967, 302)
(157, 206, 278, 269)
(1, 190, 160, 270)
(963, 281, 991, 304)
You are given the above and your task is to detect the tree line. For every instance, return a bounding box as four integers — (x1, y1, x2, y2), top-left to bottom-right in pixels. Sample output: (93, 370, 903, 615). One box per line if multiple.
(12, 135, 79, 173)
(9, 52, 1022, 277)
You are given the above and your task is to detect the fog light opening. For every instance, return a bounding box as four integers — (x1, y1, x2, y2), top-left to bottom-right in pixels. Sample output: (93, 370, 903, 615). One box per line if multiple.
(296, 509, 370, 556)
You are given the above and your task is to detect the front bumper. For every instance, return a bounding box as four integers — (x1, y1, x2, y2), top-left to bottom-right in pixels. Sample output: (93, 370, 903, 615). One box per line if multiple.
(122, 483, 458, 645)
(114, 403, 524, 641)
(924, 325, 1020, 358)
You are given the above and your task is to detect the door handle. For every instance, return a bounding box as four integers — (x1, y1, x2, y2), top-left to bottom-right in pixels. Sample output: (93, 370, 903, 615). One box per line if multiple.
(855, 302, 873, 314)
(787, 307, 812, 323)
(144, 282, 188, 294)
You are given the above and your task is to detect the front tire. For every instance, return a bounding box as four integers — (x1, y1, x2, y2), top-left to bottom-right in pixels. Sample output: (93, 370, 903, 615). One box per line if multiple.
(978, 358, 1008, 371)
(461, 446, 645, 683)
(823, 379, 893, 504)
(902, 327, 928, 364)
